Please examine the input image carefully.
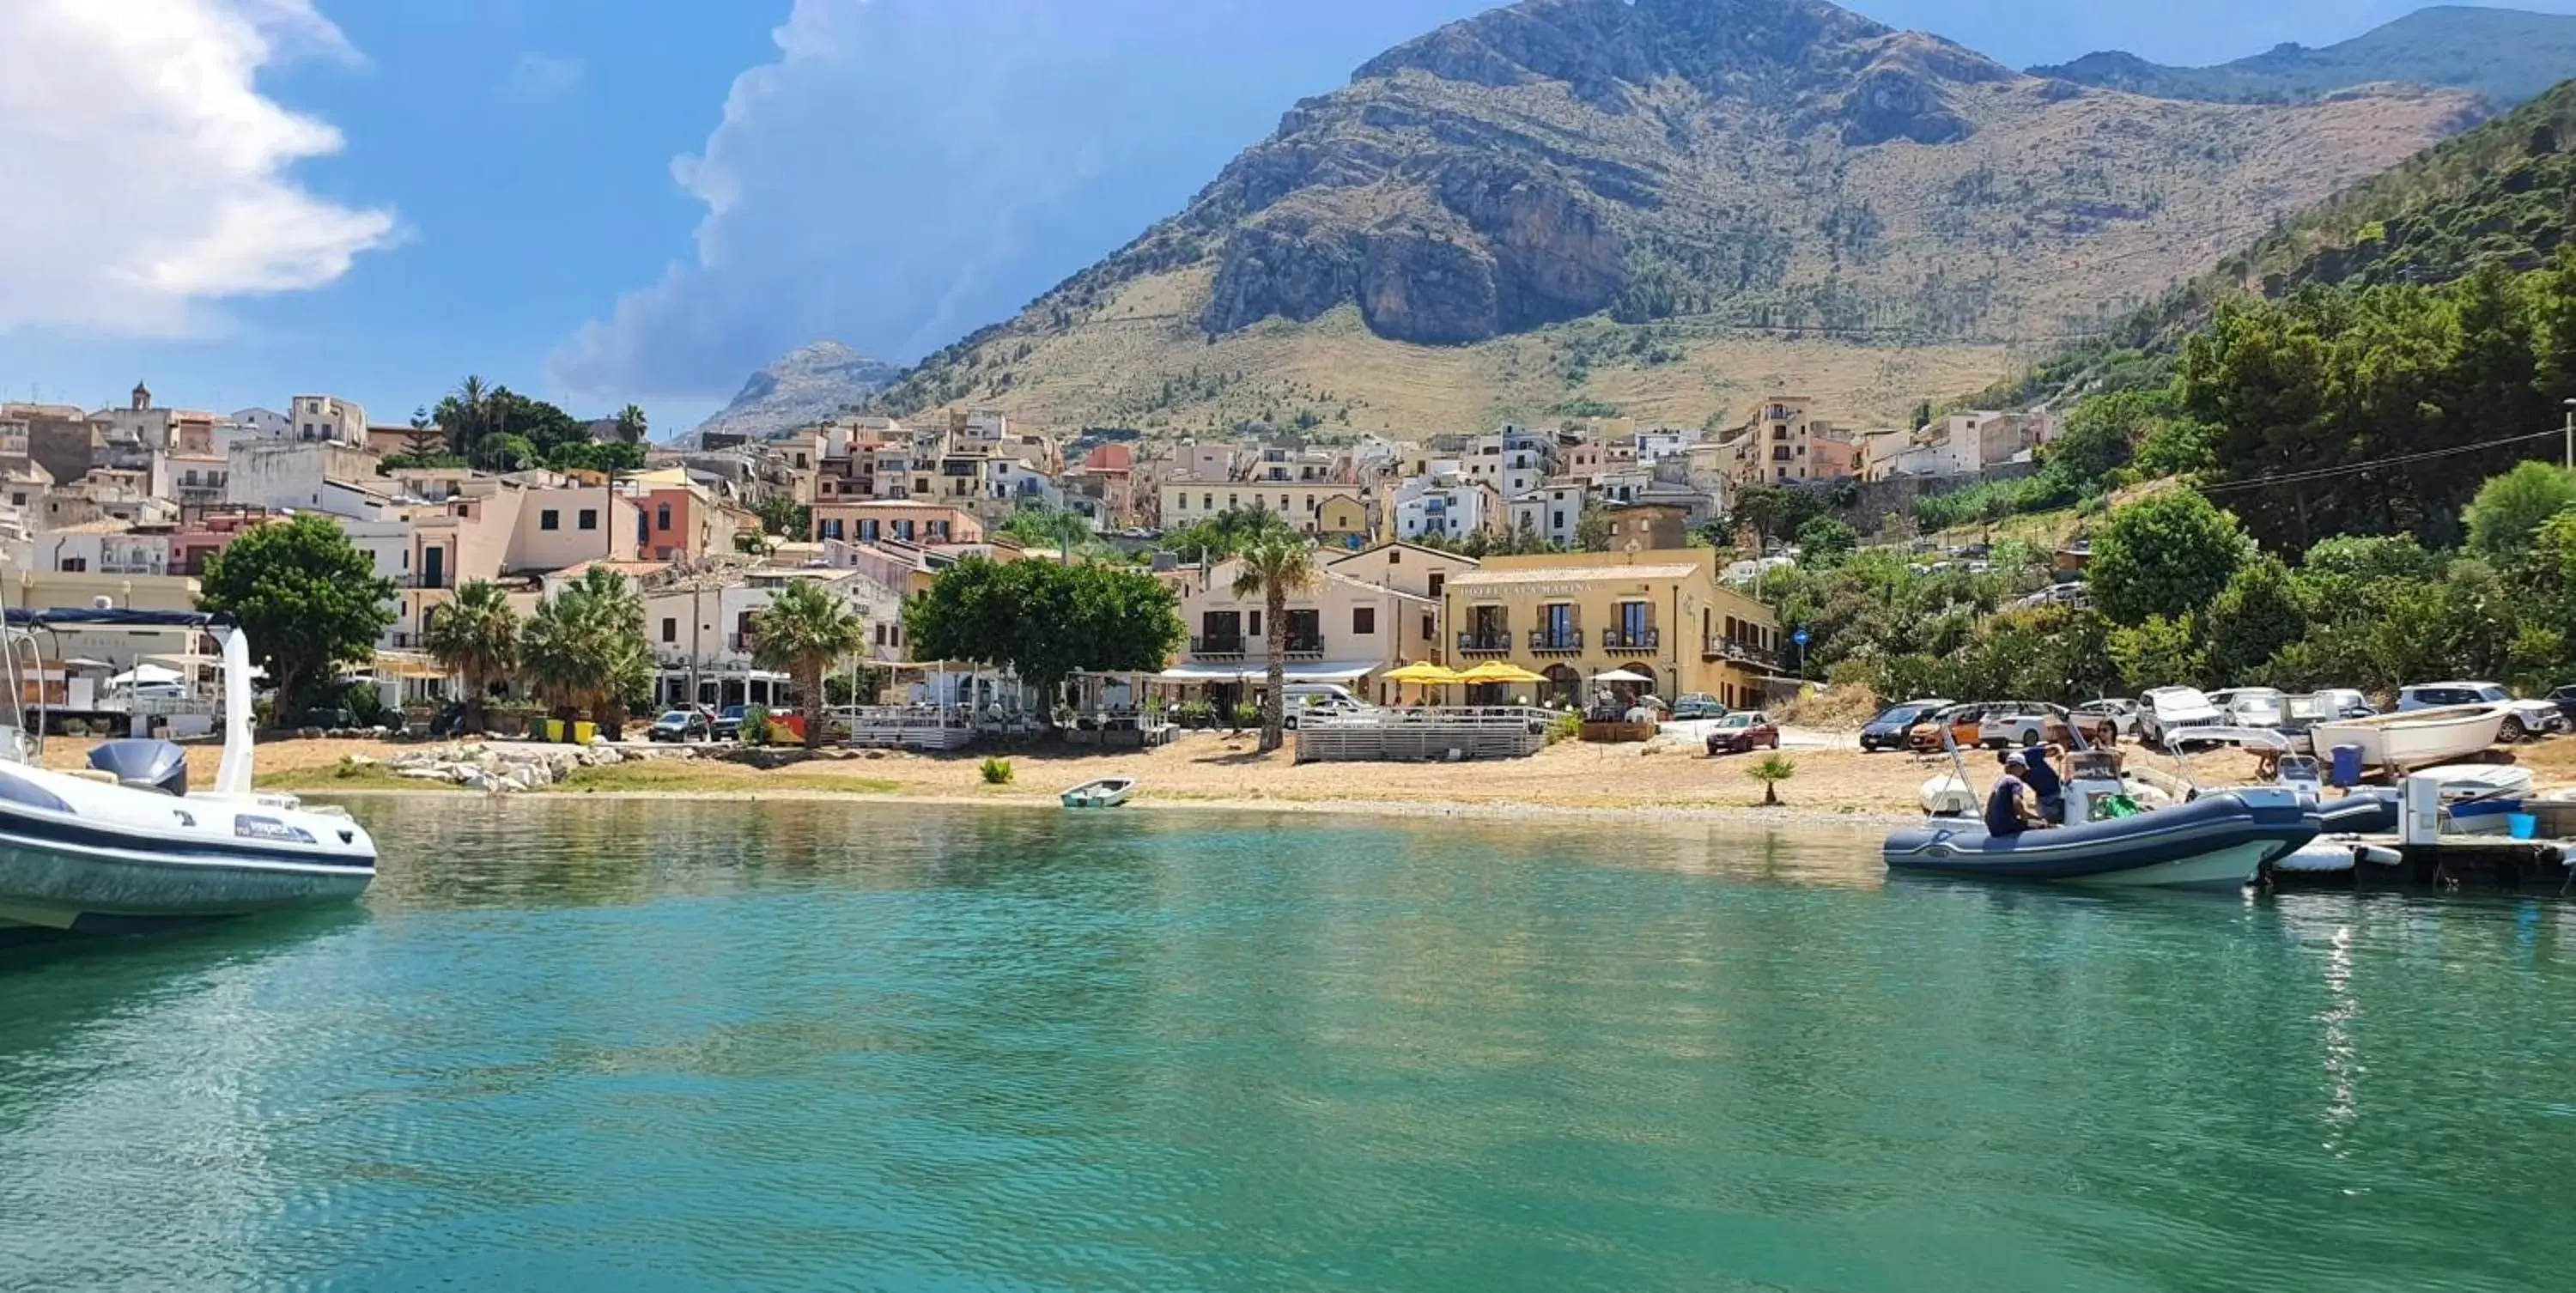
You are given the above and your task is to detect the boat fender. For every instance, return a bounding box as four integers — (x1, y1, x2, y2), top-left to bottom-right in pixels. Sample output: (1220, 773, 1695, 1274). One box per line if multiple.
(2356, 846, 2403, 868)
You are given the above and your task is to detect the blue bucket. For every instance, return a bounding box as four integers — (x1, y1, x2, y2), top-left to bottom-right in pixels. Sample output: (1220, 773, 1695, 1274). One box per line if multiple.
(2508, 813, 2539, 841)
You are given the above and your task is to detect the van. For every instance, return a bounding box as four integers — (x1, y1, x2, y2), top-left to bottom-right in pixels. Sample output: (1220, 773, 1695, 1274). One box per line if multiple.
(1280, 683, 1361, 707)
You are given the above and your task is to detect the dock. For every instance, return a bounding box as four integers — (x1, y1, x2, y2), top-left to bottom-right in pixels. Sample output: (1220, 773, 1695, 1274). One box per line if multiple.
(2262, 835, 2573, 892)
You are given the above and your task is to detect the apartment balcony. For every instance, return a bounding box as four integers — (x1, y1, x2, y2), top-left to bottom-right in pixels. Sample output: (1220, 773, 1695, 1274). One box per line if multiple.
(1705, 635, 1780, 669)
(1191, 635, 1246, 659)
(1455, 631, 1513, 656)
(1601, 628, 1661, 653)
(1527, 628, 1584, 655)
(1283, 635, 1325, 660)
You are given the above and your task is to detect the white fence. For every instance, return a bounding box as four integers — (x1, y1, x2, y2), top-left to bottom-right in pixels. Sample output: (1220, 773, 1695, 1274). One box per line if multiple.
(1294, 707, 1555, 763)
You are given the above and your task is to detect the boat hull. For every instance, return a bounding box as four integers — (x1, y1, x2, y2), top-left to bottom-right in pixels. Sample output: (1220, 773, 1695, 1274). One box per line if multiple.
(1883, 791, 2317, 892)
(0, 834, 373, 931)
(2307, 706, 2507, 770)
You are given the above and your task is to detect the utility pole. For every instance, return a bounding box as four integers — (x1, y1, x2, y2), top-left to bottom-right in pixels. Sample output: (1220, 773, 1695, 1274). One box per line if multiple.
(2562, 399, 2575, 471)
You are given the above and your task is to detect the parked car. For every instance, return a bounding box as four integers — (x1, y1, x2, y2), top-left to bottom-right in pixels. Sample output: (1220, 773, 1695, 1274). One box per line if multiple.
(1669, 693, 1727, 720)
(1283, 695, 1368, 730)
(2550, 684, 2576, 727)
(2208, 687, 2287, 729)
(1704, 711, 1780, 756)
(647, 709, 712, 742)
(2137, 687, 2225, 747)
(1861, 699, 1952, 751)
(1907, 703, 1989, 754)
(1978, 701, 2084, 750)
(2070, 698, 2141, 739)
(2397, 682, 2566, 742)
(712, 704, 748, 740)
(2317, 689, 2377, 719)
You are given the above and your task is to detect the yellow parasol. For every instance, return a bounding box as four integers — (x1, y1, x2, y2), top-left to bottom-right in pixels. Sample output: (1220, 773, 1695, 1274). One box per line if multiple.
(1454, 662, 1546, 685)
(1382, 662, 1462, 684)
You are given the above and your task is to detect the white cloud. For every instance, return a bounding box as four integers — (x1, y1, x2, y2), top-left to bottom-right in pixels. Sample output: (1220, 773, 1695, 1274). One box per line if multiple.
(509, 52, 586, 100)
(548, 0, 1490, 405)
(0, 0, 396, 338)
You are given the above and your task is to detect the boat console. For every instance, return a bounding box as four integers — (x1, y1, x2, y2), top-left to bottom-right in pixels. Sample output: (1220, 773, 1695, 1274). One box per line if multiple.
(88, 739, 188, 796)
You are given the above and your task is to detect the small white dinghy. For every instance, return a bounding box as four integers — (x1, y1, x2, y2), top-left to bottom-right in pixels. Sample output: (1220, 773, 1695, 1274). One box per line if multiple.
(1060, 777, 1138, 809)
(1921, 773, 1977, 817)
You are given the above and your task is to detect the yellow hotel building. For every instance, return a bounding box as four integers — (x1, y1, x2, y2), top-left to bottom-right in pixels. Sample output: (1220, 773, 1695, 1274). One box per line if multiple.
(1441, 549, 1785, 709)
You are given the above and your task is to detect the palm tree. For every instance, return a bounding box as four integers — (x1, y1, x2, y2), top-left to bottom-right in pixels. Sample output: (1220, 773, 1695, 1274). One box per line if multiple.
(519, 568, 649, 737)
(614, 404, 648, 445)
(1230, 536, 1319, 754)
(446, 374, 490, 457)
(423, 580, 520, 734)
(751, 580, 868, 748)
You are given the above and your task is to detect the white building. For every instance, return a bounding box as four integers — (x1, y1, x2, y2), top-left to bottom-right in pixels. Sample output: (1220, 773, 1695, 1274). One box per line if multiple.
(1506, 483, 1588, 549)
(227, 440, 388, 519)
(288, 394, 368, 446)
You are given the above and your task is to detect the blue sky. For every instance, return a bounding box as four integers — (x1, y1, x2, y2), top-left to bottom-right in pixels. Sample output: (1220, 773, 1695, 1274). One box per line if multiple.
(4, 0, 2570, 434)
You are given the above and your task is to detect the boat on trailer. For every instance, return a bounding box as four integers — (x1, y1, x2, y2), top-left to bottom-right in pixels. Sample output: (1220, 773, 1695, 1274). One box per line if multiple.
(0, 607, 376, 934)
(1060, 777, 1138, 809)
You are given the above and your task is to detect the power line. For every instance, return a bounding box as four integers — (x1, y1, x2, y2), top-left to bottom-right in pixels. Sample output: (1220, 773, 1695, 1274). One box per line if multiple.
(2194, 428, 2566, 495)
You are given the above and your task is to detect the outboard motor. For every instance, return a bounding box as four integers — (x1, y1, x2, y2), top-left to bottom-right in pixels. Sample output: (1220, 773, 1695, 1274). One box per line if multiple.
(88, 738, 189, 796)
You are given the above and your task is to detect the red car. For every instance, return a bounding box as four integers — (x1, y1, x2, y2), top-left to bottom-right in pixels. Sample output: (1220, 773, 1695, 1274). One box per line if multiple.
(1704, 711, 1780, 756)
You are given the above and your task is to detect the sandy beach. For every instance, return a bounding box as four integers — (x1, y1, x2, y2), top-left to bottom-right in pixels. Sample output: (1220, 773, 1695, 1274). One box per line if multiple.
(48, 725, 2576, 824)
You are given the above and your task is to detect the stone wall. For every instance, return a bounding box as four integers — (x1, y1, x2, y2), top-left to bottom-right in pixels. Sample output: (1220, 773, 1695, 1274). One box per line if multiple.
(1838, 461, 2040, 536)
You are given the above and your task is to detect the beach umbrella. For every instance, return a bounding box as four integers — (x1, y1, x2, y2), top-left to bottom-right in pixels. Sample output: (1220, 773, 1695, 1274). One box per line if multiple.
(1382, 660, 1461, 706)
(1589, 667, 1655, 685)
(1455, 662, 1546, 685)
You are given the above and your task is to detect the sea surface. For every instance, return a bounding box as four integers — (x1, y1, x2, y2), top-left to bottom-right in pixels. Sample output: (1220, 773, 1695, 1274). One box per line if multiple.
(5, 798, 2576, 1291)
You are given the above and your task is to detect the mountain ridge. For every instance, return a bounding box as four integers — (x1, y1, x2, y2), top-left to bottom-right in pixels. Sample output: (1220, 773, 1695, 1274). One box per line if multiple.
(850, 0, 2481, 436)
(2032, 6, 2576, 107)
(686, 341, 899, 444)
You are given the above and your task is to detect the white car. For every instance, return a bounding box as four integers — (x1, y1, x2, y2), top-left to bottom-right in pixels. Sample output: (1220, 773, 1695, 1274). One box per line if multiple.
(2070, 698, 2140, 738)
(2397, 682, 2565, 742)
(2208, 687, 2287, 728)
(2138, 686, 2225, 747)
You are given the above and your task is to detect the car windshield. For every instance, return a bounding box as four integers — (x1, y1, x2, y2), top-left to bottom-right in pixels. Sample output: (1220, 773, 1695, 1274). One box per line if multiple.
(2476, 686, 2512, 701)
(657, 712, 689, 724)
(1716, 714, 1755, 729)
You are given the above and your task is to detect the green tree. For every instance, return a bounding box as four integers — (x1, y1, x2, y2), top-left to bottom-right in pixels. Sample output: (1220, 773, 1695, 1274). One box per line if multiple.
(903, 557, 1184, 701)
(520, 567, 651, 734)
(472, 432, 538, 473)
(1747, 753, 1795, 806)
(998, 503, 1095, 559)
(403, 405, 444, 458)
(1230, 537, 1320, 753)
(2087, 488, 2250, 625)
(752, 580, 870, 748)
(2200, 556, 2308, 683)
(197, 515, 397, 716)
(1794, 516, 1859, 567)
(614, 404, 648, 445)
(1164, 507, 1296, 563)
(1574, 505, 1613, 552)
(753, 496, 812, 539)
(2107, 615, 2205, 691)
(2464, 461, 2576, 563)
(422, 580, 521, 735)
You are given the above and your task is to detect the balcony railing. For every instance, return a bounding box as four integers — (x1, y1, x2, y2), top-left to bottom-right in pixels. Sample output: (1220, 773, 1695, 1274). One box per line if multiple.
(1601, 627, 1660, 653)
(1284, 635, 1325, 659)
(1706, 635, 1780, 668)
(1455, 631, 1512, 655)
(729, 634, 758, 653)
(1528, 628, 1583, 653)
(1192, 635, 1246, 659)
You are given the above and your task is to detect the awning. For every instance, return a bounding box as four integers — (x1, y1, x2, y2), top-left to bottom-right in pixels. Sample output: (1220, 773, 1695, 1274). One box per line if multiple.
(1152, 659, 1379, 683)
(106, 664, 183, 686)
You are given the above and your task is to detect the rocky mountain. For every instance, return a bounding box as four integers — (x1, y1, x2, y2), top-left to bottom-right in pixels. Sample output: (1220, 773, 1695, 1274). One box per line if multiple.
(685, 341, 900, 445)
(2032, 7, 2576, 109)
(865, 0, 2480, 436)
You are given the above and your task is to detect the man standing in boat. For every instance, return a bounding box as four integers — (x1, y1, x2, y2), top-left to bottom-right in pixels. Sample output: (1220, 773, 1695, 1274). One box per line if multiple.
(2018, 742, 2066, 824)
(1985, 752, 2049, 836)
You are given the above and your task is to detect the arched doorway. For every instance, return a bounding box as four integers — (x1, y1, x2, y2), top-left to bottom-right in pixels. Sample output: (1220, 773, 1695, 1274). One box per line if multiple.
(1542, 664, 1581, 709)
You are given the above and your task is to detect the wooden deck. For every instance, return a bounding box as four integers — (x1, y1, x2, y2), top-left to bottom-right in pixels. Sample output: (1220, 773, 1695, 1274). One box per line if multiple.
(1293, 707, 1553, 763)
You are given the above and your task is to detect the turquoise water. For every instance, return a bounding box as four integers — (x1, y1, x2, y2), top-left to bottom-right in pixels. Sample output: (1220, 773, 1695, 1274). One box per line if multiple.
(6, 801, 2576, 1291)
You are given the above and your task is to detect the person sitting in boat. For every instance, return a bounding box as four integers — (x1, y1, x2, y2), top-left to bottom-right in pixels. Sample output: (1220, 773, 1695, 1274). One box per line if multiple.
(1986, 752, 2048, 836)
(2017, 742, 2065, 824)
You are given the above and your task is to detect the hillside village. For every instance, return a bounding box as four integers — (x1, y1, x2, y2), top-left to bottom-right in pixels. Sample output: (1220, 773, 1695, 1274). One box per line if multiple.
(0, 379, 2056, 730)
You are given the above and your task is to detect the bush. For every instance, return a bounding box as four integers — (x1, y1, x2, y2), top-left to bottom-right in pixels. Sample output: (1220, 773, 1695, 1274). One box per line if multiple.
(1176, 700, 1215, 728)
(1230, 701, 1261, 729)
(980, 756, 1014, 786)
(1546, 712, 1581, 745)
(740, 705, 772, 746)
